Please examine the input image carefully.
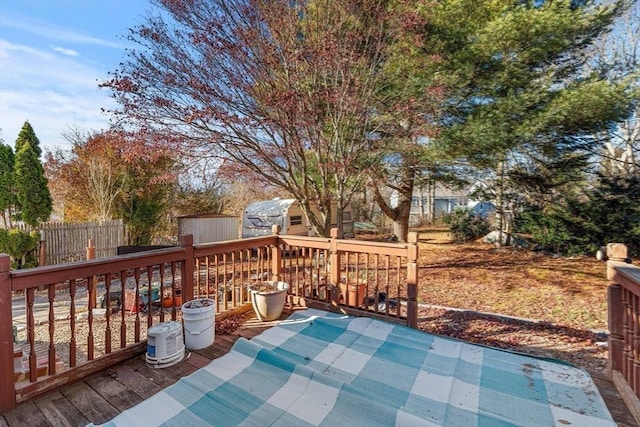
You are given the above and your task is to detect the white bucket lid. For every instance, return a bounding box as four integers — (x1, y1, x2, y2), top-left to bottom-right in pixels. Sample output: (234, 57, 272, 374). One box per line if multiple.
(148, 321, 182, 336)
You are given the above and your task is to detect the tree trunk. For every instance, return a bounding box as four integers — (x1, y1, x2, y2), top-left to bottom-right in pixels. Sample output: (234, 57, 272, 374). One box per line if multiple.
(370, 166, 415, 242)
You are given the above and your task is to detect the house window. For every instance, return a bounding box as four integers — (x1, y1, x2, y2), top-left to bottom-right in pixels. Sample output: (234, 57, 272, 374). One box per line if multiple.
(290, 215, 303, 225)
(412, 197, 421, 207)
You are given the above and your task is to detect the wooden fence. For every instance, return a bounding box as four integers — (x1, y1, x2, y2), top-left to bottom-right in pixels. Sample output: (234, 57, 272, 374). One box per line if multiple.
(36, 220, 126, 265)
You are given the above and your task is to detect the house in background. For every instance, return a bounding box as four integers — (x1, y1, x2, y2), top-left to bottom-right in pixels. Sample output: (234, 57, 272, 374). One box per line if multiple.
(390, 183, 468, 226)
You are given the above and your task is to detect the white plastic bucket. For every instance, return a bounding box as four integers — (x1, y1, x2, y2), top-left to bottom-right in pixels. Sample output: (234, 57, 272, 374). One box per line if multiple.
(181, 298, 215, 350)
(146, 321, 185, 368)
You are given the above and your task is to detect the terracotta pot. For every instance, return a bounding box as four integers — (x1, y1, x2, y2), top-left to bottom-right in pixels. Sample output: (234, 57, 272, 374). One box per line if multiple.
(250, 281, 289, 321)
(339, 283, 366, 307)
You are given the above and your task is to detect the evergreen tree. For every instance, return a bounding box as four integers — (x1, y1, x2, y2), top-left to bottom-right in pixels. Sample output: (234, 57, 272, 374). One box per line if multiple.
(0, 143, 15, 227)
(15, 121, 42, 158)
(14, 141, 52, 226)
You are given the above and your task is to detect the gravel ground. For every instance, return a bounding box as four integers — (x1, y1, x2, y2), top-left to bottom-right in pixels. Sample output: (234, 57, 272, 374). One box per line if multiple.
(15, 310, 181, 366)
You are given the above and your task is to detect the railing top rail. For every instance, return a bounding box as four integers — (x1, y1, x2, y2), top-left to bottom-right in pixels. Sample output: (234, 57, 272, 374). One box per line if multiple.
(9, 246, 186, 290)
(609, 262, 640, 290)
(193, 235, 278, 255)
(278, 235, 411, 256)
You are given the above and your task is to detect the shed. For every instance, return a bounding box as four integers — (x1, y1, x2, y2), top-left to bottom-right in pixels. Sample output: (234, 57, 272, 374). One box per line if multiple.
(242, 198, 354, 238)
(177, 214, 238, 244)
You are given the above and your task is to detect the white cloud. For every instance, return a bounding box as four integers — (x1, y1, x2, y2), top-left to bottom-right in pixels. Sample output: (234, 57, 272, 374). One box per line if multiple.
(0, 12, 126, 50)
(52, 46, 80, 57)
(0, 39, 115, 151)
(0, 39, 52, 60)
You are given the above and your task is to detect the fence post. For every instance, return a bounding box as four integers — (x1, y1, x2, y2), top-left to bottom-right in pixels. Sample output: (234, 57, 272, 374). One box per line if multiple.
(180, 235, 194, 303)
(38, 230, 46, 266)
(607, 243, 628, 378)
(271, 225, 282, 281)
(0, 254, 16, 412)
(406, 232, 418, 329)
(86, 239, 97, 309)
(329, 228, 341, 309)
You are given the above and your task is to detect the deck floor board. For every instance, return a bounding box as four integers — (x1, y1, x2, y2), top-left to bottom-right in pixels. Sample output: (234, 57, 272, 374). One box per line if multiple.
(84, 370, 146, 413)
(2, 400, 49, 426)
(59, 382, 119, 426)
(34, 390, 89, 427)
(1, 309, 637, 426)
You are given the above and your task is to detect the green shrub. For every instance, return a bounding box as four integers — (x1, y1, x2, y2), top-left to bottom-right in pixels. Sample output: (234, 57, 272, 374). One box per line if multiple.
(443, 207, 490, 243)
(516, 175, 640, 257)
(0, 228, 40, 269)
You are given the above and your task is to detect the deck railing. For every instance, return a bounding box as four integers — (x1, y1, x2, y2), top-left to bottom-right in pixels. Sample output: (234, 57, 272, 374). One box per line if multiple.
(606, 243, 640, 416)
(0, 228, 417, 412)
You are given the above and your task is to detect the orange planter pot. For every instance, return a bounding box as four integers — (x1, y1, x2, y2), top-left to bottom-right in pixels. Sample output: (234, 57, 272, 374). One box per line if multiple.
(339, 283, 366, 307)
(162, 294, 182, 308)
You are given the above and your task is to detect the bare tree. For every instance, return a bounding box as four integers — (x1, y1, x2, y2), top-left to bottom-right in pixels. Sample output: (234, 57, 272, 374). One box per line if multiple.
(102, 0, 389, 237)
(590, 0, 640, 178)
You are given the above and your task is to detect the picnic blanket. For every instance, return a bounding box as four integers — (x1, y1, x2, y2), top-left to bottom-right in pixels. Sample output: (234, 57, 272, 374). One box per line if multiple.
(93, 309, 615, 426)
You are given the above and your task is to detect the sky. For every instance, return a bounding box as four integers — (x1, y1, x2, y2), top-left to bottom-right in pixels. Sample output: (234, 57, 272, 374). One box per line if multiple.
(0, 0, 154, 152)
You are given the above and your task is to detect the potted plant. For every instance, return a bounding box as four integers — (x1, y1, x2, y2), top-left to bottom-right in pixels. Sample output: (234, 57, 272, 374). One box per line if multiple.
(339, 272, 367, 307)
(249, 281, 289, 321)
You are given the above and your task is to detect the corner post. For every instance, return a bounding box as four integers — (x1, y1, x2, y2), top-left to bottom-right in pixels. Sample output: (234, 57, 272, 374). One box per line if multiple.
(406, 232, 418, 329)
(0, 254, 16, 412)
(180, 235, 195, 303)
(607, 243, 628, 378)
(329, 228, 341, 309)
(271, 225, 282, 282)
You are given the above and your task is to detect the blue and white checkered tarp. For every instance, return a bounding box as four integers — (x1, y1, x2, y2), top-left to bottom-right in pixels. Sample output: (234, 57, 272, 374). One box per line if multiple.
(92, 309, 615, 426)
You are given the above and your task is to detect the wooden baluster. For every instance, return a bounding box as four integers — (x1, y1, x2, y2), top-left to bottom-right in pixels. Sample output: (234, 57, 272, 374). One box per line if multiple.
(194, 257, 200, 299)
(202, 256, 207, 298)
(241, 250, 248, 302)
(134, 269, 141, 343)
(385, 255, 390, 316)
(104, 273, 112, 354)
(120, 271, 127, 348)
(323, 248, 329, 302)
(171, 262, 178, 321)
(396, 256, 402, 319)
(232, 251, 237, 308)
(622, 288, 630, 380)
(293, 247, 300, 299)
(69, 279, 77, 367)
(627, 288, 634, 386)
(48, 283, 56, 375)
(159, 263, 165, 323)
(407, 232, 418, 328)
(271, 227, 283, 284)
(374, 254, 380, 314)
(147, 266, 153, 329)
(305, 248, 312, 299)
(27, 288, 36, 382)
(223, 253, 228, 310)
(87, 276, 94, 360)
(329, 228, 341, 309)
(364, 254, 370, 313)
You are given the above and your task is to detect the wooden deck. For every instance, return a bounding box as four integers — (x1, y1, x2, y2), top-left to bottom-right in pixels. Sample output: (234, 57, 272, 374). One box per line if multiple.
(1, 309, 638, 427)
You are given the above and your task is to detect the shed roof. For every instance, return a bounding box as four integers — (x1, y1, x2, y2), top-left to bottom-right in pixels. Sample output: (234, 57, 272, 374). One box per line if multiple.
(244, 198, 296, 216)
